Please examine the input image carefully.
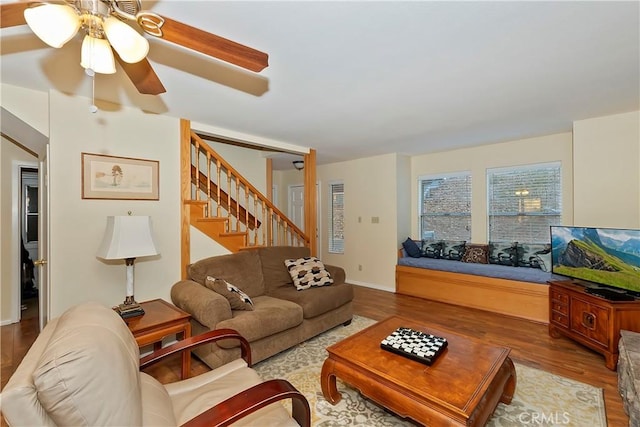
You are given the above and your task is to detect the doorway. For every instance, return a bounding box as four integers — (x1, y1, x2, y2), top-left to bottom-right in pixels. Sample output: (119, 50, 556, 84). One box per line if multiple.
(288, 183, 321, 255)
(20, 167, 40, 323)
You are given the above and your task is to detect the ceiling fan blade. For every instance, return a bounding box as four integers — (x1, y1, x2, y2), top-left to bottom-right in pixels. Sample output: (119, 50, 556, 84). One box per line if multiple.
(1, 2, 28, 28)
(115, 54, 166, 95)
(157, 16, 269, 73)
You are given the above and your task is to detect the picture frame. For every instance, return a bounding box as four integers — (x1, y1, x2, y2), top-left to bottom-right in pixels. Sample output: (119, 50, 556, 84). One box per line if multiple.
(81, 153, 159, 200)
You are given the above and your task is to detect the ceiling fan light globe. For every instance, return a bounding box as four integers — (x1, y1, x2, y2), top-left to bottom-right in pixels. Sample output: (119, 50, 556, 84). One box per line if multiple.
(103, 16, 149, 63)
(81, 35, 116, 74)
(24, 4, 81, 48)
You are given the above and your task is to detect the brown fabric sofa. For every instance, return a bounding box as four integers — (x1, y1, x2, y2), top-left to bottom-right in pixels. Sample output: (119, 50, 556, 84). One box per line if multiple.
(171, 246, 353, 369)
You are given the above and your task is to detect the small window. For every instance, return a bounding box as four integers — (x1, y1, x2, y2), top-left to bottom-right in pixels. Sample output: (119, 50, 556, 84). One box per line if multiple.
(419, 173, 472, 241)
(328, 182, 344, 253)
(487, 162, 562, 243)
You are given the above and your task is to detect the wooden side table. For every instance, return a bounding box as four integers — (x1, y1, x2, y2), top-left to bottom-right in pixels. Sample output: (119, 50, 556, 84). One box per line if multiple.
(123, 299, 192, 379)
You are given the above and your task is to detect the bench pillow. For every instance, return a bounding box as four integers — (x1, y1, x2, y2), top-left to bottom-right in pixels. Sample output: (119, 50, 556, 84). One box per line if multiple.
(461, 244, 489, 264)
(402, 238, 421, 258)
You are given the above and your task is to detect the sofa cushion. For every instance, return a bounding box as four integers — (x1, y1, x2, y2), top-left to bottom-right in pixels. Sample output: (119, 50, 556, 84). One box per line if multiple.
(268, 282, 354, 319)
(205, 276, 254, 311)
(33, 302, 142, 426)
(256, 246, 311, 290)
(188, 250, 265, 297)
(140, 372, 177, 426)
(285, 256, 333, 290)
(216, 296, 303, 348)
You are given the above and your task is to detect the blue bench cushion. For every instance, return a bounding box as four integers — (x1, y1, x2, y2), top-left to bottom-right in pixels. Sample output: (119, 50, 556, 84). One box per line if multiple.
(398, 256, 562, 284)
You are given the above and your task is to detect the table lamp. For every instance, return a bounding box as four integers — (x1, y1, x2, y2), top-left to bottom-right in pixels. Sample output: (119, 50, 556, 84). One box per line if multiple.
(97, 215, 159, 317)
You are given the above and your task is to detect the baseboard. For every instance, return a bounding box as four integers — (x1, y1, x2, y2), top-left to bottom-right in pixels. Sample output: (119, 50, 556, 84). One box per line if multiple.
(1, 318, 18, 326)
(348, 280, 394, 292)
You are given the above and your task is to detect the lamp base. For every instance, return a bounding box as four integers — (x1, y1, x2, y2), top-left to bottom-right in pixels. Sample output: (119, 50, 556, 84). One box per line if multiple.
(115, 302, 145, 319)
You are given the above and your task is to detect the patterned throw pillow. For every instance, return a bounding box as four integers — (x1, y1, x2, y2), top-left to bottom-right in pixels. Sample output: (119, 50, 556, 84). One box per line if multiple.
(489, 241, 520, 266)
(441, 240, 466, 261)
(284, 257, 334, 291)
(205, 276, 254, 311)
(421, 240, 443, 258)
(461, 244, 489, 264)
(519, 243, 552, 270)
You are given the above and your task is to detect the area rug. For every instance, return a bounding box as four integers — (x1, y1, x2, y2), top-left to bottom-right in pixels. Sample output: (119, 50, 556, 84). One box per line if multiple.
(253, 315, 607, 427)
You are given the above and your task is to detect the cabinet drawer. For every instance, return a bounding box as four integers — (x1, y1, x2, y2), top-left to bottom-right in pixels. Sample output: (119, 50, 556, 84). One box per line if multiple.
(550, 289, 569, 304)
(552, 313, 569, 327)
(551, 302, 568, 315)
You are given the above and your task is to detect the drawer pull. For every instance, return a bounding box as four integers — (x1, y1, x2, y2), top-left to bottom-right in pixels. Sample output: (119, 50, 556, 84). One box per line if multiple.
(582, 312, 596, 330)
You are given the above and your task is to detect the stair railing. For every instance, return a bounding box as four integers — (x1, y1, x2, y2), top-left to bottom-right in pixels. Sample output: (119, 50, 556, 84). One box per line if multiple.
(186, 130, 309, 248)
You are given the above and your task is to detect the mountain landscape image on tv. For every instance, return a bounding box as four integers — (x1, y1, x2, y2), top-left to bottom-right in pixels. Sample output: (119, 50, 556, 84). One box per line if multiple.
(551, 226, 640, 293)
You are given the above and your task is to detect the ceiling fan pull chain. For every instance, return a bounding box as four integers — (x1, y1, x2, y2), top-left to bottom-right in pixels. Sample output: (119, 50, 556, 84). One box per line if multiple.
(89, 70, 98, 113)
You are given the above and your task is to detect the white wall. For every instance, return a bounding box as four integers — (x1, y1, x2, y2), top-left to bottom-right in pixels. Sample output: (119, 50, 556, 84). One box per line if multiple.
(573, 111, 640, 228)
(410, 132, 574, 243)
(0, 138, 37, 323)
(0, 84, 49, 137)
(47, 91, 181, 317)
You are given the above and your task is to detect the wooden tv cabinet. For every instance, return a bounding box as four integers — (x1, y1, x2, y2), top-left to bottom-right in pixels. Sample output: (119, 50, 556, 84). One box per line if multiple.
(548, 280, 640, 370)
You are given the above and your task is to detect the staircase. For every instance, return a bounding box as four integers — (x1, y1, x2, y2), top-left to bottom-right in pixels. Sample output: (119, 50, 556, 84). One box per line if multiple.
(180, 119, 316, 277)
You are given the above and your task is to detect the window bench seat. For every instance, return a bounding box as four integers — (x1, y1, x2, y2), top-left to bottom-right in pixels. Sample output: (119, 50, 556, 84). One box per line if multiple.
(396, 257, 563, 323)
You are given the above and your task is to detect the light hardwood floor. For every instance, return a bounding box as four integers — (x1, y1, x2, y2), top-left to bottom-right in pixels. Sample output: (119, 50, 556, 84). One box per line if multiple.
(1, 286, 629, 426)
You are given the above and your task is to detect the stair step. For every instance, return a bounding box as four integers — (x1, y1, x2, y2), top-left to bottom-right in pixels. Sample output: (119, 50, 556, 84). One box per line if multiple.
(221, 231, 248, 237)
(196, 217, 228, 223)
(184, 200, 208, 206)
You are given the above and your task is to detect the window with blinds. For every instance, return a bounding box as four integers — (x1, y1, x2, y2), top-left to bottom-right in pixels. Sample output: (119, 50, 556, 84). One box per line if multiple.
(328, 182, 344, 253)
(487, 162, 562, 243)
(419, 173, 472, 241)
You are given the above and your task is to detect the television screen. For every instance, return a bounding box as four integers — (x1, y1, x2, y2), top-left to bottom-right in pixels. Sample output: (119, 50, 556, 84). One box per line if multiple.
(551, 226, 640, 294)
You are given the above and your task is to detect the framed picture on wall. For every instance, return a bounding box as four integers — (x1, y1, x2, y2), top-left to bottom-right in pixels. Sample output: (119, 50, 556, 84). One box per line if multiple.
(81, 153, 159, 200)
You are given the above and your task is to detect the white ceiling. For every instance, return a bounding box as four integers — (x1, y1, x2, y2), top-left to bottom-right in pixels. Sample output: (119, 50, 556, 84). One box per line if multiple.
(1, 1, 639, 169)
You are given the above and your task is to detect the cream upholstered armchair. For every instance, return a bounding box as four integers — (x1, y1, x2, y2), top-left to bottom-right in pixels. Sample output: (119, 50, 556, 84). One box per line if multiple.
(0, 302, 310, 427)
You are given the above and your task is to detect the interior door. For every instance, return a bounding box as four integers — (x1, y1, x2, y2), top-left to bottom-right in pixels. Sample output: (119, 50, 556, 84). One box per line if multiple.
(36, 144, 50, 330)
(289, 185, 305, 232)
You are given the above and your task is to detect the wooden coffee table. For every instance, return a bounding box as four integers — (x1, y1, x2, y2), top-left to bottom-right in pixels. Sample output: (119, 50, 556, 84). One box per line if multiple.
(321, 315, 516, 426)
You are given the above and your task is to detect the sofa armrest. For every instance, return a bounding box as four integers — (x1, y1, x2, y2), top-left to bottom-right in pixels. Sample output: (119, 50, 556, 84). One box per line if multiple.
(171, 280, 232, 329)
(325, 264, 346, 284)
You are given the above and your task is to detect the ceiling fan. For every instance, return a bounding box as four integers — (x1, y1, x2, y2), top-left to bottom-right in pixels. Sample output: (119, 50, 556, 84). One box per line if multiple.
(0, 0, 269, 95)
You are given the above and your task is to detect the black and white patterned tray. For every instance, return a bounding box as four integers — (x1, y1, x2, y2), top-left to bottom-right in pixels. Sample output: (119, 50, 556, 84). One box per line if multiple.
(380, 327, 448, 365)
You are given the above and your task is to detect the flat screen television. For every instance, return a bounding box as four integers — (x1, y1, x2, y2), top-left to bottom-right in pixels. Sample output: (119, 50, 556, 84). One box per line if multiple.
(550, 226, 640, 299)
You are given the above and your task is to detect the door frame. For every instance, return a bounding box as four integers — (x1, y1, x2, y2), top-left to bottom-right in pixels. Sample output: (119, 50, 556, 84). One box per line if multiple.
(10, 160, 38, 324)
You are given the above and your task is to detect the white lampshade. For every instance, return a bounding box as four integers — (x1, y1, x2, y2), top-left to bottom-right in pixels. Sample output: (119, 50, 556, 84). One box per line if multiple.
(97, 216, 159, 260)
(81, 35, 116, 74)
(24, 4, 80, 48)
(103, 16, 149, 64)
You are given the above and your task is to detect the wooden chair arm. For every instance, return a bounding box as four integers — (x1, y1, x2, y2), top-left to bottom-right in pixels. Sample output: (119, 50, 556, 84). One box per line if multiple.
(180, 379, 311, 427)
(139, 328, 252, 370)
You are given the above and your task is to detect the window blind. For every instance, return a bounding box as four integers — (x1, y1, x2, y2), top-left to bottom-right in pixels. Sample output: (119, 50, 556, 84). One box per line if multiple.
(487, 162, 562, 243)
(419, 173, 471, 240)
(328, 182, 344, 253)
